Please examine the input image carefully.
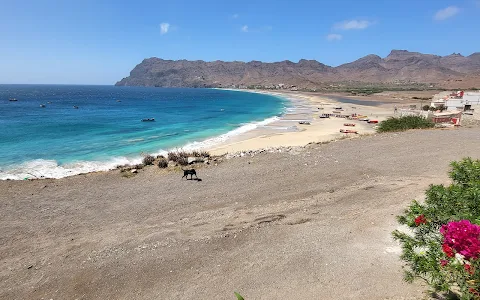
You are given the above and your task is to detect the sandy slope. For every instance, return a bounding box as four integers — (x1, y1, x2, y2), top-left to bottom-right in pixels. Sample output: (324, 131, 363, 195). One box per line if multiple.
(1, 128, 480, 300)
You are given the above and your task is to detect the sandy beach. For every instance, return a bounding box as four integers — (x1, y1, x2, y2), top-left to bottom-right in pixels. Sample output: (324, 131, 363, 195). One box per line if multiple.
(209, 90, 399, 155)
(2, 126, 480, 299)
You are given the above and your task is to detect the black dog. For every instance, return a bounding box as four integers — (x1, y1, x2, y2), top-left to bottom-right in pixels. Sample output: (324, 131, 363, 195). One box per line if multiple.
(182, 169, 198, 180)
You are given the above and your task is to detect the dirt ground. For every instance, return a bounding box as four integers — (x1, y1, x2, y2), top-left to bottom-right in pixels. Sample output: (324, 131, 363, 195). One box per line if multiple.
(2, 128, 480, 300)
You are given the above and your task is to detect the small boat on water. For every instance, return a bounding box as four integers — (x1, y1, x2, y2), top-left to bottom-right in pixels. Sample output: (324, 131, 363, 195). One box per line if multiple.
(9, 98, 17, 102)
(116, 100, 121, 102)
(73, 106, 79, 109)
(40, 104, 46, 108)
(47, 101, 52, 104)
(141, 118, 155, 122)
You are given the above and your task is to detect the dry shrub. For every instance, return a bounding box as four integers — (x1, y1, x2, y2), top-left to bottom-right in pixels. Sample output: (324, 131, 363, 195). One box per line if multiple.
(142, 155, 155, 165)
(177, 157, 189, 166)
(158, 158, 168, 168)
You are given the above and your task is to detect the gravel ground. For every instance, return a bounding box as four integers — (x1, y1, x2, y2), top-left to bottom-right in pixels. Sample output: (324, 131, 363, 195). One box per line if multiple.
(1, 128, 479, 300)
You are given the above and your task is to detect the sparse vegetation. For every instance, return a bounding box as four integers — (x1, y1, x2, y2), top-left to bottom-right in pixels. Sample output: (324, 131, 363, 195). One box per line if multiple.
(234, 292, 245, 300)
(167, 150, 210, 162)
(422, 105, 431, 111)
(377, 115, 435, 133)
(199, 150, 210, 157)
(412, 96, 432, 100)
(177, 157, 189, 166)
(158, 158, 168, 168)
(121, 171, 136, 178)
(167, 152, 179, 161)
(142, 154, 155, 165)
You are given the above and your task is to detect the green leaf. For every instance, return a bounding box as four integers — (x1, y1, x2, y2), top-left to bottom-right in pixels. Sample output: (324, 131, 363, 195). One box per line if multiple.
(234, 292, 245, 300)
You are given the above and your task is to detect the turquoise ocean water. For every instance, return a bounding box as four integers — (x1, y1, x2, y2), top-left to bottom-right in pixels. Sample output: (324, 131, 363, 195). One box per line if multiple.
(0, 85, 288, 179)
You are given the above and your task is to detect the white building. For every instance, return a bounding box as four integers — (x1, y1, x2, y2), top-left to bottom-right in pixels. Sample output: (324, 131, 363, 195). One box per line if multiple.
(446, 92, 480, 111)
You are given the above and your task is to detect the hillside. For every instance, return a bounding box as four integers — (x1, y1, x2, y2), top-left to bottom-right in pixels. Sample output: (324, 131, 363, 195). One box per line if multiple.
(115, 50, 480, 89)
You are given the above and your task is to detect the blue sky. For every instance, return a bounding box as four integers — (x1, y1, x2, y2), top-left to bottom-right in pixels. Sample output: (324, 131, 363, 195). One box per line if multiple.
(1, 0, 479, 84)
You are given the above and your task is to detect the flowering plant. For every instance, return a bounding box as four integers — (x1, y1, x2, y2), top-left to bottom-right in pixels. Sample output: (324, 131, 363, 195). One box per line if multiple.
(441, 220, 480, 260)
(393, 158, 480, 299)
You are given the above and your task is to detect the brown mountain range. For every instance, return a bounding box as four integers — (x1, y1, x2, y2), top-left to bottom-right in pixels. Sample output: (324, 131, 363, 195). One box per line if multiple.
(115, 50, 480, 89)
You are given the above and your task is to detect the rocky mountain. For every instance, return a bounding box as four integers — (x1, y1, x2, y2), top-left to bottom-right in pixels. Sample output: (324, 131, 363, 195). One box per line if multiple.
(116, 50, 480, 88)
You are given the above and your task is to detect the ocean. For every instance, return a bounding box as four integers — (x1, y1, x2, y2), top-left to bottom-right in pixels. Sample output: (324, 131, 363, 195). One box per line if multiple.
(0, 85, 288, 180)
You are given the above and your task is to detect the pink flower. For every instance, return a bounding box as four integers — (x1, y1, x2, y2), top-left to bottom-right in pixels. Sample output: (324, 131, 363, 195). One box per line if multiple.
(441, 220, 480, 260)
(440, 259, 449, 267)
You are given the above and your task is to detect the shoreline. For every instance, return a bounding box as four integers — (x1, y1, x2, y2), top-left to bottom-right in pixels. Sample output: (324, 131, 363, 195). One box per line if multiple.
(2, 89, 398, 180)
(0, 89, 286, 180)
(207, 89, 397, 155)
(1, 89, 397, 180)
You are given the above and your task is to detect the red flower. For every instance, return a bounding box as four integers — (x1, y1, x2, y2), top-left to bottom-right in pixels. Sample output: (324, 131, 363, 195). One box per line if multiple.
(414, 215, 427, 226)
(440, 259, 449, 267)
(465, 264, 474, 275)
(442, 244, 455, 258)
(469, 288, 480, 296)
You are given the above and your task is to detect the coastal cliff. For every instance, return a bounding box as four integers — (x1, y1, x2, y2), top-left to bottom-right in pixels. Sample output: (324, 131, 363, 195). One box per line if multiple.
(116, 50, 480, 89)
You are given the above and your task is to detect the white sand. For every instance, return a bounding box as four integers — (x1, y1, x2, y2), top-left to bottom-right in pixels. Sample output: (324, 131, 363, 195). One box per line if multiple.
(209, 91, 395, 155)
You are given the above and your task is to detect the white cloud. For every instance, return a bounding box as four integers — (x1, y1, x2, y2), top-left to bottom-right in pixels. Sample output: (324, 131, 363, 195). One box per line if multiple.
(160, 23, 170, 35)
(232, 14, 239, 19)
(334, 20, 373, 30)
(241, 25, 272, 33)
(434, 6, 460, 20)
(326, 34, 342, 41)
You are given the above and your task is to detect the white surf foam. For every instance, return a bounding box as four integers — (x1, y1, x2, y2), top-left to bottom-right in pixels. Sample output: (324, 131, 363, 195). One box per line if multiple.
(0, 116, 280, 180)
(0, 157, 142, 180)
(180, 116, 280, 151)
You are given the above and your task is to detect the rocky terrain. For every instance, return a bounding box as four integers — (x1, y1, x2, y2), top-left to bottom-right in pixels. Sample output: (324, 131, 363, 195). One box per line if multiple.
(115, 50, 480, 89)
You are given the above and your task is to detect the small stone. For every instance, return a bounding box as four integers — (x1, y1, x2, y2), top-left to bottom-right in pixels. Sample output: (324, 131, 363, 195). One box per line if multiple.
(131, 169, 138, 173)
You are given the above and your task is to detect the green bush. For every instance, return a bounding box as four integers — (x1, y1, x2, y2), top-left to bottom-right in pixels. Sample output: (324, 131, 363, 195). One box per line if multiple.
(392, 158, 480, 298)
(377, 115, 435, 133)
